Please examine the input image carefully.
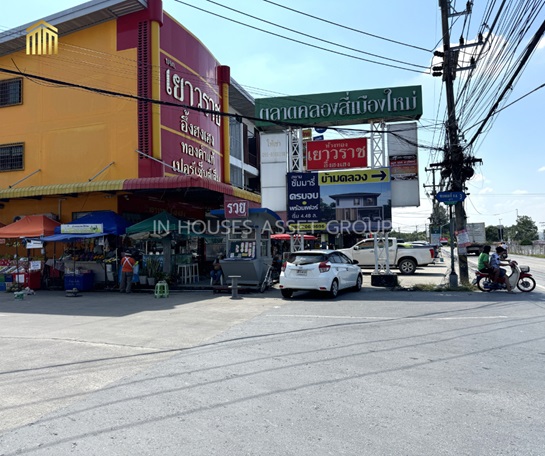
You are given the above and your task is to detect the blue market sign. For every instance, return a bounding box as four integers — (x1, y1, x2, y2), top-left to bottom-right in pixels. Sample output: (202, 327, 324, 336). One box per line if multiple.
(287, 173, 321, 222)
(436, 191, 466, 205)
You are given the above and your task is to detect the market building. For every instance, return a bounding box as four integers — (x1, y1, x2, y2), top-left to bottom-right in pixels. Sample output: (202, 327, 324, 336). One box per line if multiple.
(0, 0, 261, 229)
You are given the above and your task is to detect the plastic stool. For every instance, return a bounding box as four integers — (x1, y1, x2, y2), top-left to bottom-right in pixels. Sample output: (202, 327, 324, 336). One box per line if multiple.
(154, 280, 169, 298)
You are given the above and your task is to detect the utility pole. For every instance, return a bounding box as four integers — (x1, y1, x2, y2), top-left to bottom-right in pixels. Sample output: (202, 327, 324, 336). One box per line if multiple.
(437, 0, 470, 285)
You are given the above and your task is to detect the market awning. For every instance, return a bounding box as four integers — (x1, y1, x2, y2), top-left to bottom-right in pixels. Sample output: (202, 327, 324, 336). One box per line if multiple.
(40, 233, 105, 242)
(125, 211, 186, 239)
(271, 234, 317, 241)
(0, 180, 125, 199)
(0, 176, 261, 204)
(53, 210, 131, 235)
(123, 176, 261, 203)
(0, 215, 60, 238)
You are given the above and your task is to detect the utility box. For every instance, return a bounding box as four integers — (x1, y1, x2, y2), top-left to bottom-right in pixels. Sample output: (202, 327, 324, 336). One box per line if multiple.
(371, 273, 399, 288)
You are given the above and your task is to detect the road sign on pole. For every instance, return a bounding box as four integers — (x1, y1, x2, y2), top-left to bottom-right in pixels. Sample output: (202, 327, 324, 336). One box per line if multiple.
(435, 191, 466, 205)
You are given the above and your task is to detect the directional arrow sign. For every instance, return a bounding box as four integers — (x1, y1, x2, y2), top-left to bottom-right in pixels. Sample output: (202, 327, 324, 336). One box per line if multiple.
(319, 167, 390, 185)
(435, 191, 466, 205)
(371, 170, 387, 181)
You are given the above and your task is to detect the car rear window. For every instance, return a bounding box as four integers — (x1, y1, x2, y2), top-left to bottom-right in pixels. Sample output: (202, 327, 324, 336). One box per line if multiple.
(287, 253, 327, 265)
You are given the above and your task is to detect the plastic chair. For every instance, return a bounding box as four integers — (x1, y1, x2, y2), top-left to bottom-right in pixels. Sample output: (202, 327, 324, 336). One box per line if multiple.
(154, 280, 169, 298)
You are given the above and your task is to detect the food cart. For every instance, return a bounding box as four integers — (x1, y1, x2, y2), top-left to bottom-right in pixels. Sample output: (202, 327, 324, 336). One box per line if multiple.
(210, 208, 281, 291)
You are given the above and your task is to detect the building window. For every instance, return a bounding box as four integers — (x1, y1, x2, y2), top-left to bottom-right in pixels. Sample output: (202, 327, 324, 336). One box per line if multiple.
(230, 164, 243, 188)
(0, 143, 24, 171)
(229, 117, 243, 160)
(0, 78, 22, 107)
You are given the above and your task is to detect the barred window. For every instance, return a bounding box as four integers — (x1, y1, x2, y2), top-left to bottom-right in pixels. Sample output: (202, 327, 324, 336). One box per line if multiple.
(0, 143, 24, 171)
(0, 78, 22, 107)
(229, 117, 243, 160)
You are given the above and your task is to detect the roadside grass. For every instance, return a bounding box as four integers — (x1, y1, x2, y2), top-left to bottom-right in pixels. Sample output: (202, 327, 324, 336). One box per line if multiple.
(405, 283, 477, 292)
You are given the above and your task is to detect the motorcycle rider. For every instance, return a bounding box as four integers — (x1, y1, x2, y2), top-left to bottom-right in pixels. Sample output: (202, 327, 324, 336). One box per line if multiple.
(477, 245, 496, 279)
(490, 246, 514, 292)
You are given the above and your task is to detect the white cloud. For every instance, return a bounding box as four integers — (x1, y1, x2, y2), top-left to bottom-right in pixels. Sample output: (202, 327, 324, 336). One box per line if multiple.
(478, 187, 494, 194)
(538, 166, 545, 172)
(513, 190, 529, 195)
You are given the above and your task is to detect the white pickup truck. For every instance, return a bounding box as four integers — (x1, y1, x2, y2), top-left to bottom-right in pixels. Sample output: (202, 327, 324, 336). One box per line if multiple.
(339, 238, 435, 274)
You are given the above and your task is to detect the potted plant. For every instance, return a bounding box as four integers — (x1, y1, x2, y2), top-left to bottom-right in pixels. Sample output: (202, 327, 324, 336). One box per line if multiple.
(146, 257, 161, 286)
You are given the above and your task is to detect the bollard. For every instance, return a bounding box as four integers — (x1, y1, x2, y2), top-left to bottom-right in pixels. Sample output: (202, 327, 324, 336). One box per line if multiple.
(228, 275, 242, 300)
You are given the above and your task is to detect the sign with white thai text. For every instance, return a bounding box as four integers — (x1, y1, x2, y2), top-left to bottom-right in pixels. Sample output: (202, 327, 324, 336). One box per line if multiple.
(306, 137, 367, 170)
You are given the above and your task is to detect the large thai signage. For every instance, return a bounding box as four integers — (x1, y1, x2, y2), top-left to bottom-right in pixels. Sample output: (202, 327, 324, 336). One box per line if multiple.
(255, 86, 422, 128)
(306, 137, 368, 170)
(286, 169, 392, 232)
(160, 14, 222, 182)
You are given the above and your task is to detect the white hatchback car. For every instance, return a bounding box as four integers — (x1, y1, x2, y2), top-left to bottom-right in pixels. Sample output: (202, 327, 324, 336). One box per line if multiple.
(279, 250, 363, 299)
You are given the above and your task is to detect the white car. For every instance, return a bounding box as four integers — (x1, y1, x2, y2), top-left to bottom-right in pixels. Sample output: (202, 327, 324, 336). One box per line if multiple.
(279, 250, 363, 299)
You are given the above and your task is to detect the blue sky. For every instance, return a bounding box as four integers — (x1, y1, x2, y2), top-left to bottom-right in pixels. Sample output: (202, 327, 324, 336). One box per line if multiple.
(2, 0, 544, 235)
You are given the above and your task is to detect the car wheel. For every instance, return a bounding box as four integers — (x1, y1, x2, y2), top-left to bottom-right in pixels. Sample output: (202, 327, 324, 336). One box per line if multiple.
(398, 258, 417, 275)
(353, 274, 362, 291)
(329, 279, 339, 299)
(281, 288, 294, 299)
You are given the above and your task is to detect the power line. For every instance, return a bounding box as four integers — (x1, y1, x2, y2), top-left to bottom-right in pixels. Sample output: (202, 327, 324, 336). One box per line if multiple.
(172, 0, 429, 74)
(198, 0, 429, 69)
(261, 0, 434, 53)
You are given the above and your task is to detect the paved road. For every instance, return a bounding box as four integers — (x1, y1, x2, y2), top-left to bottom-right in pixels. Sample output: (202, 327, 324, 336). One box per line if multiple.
(1, 266, 544, 455)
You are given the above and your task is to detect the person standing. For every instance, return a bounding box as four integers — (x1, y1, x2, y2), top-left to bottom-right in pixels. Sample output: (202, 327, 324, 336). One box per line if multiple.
(120, 252, 136, 293)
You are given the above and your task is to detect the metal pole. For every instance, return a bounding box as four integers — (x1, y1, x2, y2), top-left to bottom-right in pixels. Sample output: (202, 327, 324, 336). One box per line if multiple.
(449, 204, 458, 287)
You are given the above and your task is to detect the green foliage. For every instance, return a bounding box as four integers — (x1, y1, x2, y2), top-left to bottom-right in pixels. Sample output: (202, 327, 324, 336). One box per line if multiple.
(485, 225, 501, 243)
(429, 204, 449, 226)
(510, 215, 538, 243)
(145, 257, 162, 278)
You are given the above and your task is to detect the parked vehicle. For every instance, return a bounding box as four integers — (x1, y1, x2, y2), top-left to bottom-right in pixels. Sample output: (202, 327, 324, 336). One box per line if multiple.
(339, 238, 435, 275)
(473, 260, 535, 292)
(279, 250, 362, 299)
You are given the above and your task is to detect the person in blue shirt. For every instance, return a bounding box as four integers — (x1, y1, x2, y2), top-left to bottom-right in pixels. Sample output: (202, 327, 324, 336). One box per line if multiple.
(490, 246, 513, 292)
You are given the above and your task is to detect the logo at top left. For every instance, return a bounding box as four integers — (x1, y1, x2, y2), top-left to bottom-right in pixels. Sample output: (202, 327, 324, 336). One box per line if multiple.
(26, 20, 58, 55)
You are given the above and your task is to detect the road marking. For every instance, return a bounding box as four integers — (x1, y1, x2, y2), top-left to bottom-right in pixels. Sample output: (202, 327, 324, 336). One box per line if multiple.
(269, 314, 509, 320)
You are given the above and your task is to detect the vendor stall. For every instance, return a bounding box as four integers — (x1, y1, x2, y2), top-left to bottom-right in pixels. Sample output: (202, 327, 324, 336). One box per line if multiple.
(126, 211, 198, 285)
(40, 211, 131, 290)
(210, 208, 280, 290)
(0, 215, 61, 290)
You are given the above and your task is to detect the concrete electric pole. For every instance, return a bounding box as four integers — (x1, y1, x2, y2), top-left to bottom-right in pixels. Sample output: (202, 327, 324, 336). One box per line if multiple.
(437, 0, 471, 285)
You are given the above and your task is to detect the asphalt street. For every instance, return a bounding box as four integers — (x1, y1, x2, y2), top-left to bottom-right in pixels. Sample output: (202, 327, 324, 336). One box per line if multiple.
(1, 262, 544, 455)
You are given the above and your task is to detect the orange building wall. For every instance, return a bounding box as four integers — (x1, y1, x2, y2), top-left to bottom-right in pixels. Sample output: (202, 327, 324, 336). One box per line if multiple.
(0, 20, 139, 189)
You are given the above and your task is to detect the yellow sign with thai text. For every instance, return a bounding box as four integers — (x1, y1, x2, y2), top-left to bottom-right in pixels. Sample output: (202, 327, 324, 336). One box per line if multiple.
(288, 222, 327, 232)
(26, 20, 58, 55)
(318, 167, 390, 185)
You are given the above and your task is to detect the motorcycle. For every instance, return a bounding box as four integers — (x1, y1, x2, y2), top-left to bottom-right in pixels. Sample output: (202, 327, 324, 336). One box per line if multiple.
(473, 260, 536, 292)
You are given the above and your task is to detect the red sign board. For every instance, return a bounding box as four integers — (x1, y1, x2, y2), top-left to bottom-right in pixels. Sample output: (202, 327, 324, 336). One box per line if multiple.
(224, 195, 249, 219)
(306, 138, 367, 170)
(160, 15, 223, 182)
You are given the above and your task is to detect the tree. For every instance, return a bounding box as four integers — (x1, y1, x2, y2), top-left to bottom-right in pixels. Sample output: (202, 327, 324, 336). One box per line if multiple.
(485, 225, 501, 243)
(429, 204, 449, 226)
(510, 215, 538, 244)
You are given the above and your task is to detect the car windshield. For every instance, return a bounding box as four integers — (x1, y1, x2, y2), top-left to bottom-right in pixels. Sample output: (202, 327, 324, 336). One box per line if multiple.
(287, 253, 327, 265)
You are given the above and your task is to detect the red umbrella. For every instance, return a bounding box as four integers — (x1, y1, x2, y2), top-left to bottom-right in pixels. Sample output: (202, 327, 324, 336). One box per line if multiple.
(270, 233, 317, 241)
